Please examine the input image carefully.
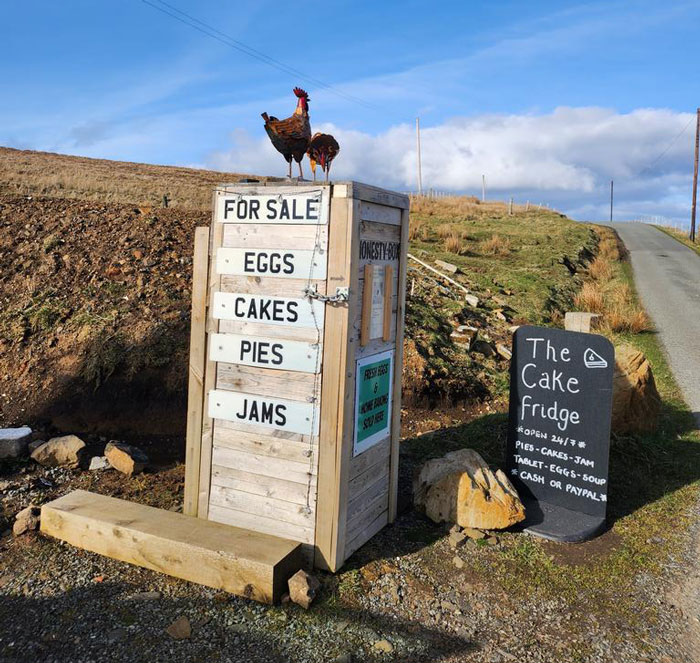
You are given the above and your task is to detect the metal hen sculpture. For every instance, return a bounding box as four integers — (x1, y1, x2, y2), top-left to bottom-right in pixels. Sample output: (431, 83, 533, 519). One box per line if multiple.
(261, 88, 312, 179)
(307, 133, 340, 183)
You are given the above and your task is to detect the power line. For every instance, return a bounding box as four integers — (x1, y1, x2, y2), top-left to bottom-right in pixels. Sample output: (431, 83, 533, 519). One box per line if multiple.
(141, 0, 379, 110)
(638, 114, 695, 175)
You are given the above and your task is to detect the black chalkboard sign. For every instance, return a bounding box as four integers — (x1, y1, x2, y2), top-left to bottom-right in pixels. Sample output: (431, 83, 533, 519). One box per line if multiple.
(506, 326, 614, 542)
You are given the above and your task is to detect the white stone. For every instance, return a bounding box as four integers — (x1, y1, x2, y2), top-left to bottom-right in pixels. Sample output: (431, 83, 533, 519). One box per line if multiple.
(0, 427, 32, 459)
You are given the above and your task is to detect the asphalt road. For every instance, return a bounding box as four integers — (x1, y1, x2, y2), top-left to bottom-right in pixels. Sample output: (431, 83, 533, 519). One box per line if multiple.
(611, 223, 700, 426)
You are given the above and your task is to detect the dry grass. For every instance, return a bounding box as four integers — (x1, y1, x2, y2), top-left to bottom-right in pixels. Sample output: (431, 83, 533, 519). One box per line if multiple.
(436, 223, 456, 238)
(0, 146, 282, 210)
(588, 256, 614, 281)
(444, 233, 463, 254)
(574, 282, 605, 313)
(408, 218, 424, 241)
(481, 234, 511, 256)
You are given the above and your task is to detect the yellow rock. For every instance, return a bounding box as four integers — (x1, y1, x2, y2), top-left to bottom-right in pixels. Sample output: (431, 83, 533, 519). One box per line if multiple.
(612, 345, 661, 434)
(414, 449, 525, 530)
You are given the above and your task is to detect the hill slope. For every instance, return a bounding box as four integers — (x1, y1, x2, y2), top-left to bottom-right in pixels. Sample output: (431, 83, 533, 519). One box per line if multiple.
(0, 148, 595, 439)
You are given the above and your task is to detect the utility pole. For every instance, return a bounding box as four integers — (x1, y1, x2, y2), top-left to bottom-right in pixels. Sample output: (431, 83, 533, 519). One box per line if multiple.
(482, 174, 486, 202)
(610, 180, 614, 223)
(416, 117, 423, 196)
(691, 108, 699, 242)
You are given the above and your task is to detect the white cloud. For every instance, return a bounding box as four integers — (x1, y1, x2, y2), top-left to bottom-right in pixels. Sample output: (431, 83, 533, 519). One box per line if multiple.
(207, 107, 696, 222)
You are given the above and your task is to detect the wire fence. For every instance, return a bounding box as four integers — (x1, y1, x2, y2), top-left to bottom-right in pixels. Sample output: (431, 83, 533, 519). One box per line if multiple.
(628, 214, 691, 233)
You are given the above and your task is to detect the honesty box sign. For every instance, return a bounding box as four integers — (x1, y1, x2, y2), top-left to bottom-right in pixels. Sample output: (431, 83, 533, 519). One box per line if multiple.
(215, 189, 329, 225)
(506, 326, 614, 522)
(353, 350, 393, 456)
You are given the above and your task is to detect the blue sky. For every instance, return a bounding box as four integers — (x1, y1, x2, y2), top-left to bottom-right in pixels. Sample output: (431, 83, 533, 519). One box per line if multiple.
(2, 1, 700, 222)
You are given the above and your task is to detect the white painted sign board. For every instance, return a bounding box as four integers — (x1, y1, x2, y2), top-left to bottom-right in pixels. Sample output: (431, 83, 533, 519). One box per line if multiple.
(208, 389, 320, 435)
(216, 247, 327, 280)
(209, 333, 321, 373)
(215, 189, 329, 225)
(212, 292, 325, 329)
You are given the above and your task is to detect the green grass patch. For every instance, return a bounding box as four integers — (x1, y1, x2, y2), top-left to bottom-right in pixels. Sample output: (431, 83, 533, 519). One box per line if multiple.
(654, 225, 700, 257)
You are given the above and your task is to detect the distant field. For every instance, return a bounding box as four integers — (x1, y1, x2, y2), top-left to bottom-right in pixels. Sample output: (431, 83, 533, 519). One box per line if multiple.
(0, 146, 281, 210)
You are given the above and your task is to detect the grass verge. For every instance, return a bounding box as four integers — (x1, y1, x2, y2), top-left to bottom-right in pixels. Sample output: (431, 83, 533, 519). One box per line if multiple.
(654, 224, 700, 257)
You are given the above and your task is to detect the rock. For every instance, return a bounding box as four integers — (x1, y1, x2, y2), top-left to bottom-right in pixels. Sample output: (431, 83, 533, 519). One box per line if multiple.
(104, 441, 148, 475)
(166, 616, 191, 640)
(333, 654, 353, 663)
(31, 435, 85, 468)
(28, 440, 45, 454)
(494, 309, 511, 322)
(496, 344, 512, 361)
(126, 591, 162, 601)
(612, 345, 661, 434)
(88, 456, 110, 471)
(453, 555, 465, 569)
(485, 535, 499, 546)
(471, 339, 496, 358)
(288, 570, 320, 609)
(372, 639, 394, 653)
(0, 427, 32, 459)
(435, 259, 459, 274)
(464, 293, 480, 307)
(13, 505, 40, 536)
(565, 311, 601, 333)
(462, 527, 486, 540)
(449, 529, 467, 549)
(414, 449, 526, 530)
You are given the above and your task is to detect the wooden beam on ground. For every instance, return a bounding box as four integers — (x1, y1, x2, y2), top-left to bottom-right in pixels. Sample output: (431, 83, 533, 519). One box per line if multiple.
(40, 490, 302, 604)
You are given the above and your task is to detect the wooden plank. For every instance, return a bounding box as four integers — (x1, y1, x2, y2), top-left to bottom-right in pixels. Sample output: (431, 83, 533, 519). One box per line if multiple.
(349, 436, 390, 481)
(345, 489, 389, 543)
(212, 465, 316, 506)
(208, 504, 314, 545)
(389, 206, 410, 523)
(383, 265, 393, 342)
(360, 201, 402, 226)
(222, 223, 328, 250)
(347, 474, 389, 522)
(184, 226, 210, 517)
(209, 390, 319, 436)
(314, 195, 356, 572)
(218, 319, 321, 343)
(349, 182, 410, 210)
(215, 188, 329, 225)
(214, 427, 318, 466)
(360, 263, 373, 347)
(220, 275, 326, 297)
(209, 485, 314, 529)
(212, 292, 325, 329)
(216, 247, 327, 280)
(348, 457, 390, 498)
(216, 363, 319, 402)
(344, 510, 389, 560)
(360, 221, 402, 242)
(331, 197, 363, 568)
(217, 417, 316, 444)
(213, 445, 314, 485)
(198, 206, 223, 518)
(41, 490, 302, 604)
(210, 333, 321, 374)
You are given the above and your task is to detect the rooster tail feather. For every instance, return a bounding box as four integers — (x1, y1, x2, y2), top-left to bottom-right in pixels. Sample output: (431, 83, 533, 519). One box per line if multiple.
(261, 112, 270, 122)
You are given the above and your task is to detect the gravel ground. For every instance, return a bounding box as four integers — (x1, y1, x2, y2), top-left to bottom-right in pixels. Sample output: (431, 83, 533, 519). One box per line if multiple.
(0, 458, 698, 663)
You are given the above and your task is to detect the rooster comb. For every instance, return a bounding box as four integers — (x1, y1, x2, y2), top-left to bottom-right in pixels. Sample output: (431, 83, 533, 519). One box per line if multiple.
(293, 87, 309, 99)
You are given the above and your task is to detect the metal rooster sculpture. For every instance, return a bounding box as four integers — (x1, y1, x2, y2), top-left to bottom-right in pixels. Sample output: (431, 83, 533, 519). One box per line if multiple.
(261, 88, 311, 179)
(307, 132, 340, 183)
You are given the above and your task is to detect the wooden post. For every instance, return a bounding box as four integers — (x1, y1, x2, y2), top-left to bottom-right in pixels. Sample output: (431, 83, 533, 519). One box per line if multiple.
(691, 108, 699, 242)
(183, 227, 210, 516)
(416, 118, 423, 196)
(509, 197, 513, 215)
(610, 180, 614, 223)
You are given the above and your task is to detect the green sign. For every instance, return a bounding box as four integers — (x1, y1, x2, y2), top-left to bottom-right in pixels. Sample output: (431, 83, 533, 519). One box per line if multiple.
(354, 350, 393, 456)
